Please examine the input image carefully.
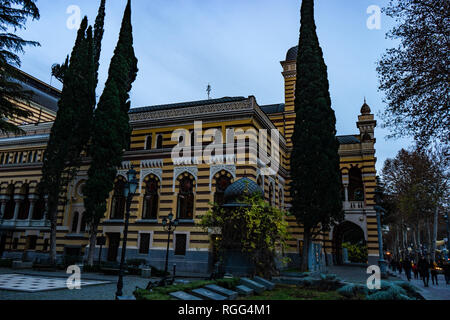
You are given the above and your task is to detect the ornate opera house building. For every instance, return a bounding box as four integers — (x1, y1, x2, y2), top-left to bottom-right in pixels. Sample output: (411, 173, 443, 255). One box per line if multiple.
(0, 46, 380, 274)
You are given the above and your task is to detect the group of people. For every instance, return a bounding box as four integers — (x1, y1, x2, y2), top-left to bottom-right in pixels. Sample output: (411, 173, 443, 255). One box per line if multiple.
(389, 256, 450, 287)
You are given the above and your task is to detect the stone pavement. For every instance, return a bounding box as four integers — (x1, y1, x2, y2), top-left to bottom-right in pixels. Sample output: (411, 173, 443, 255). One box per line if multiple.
(390, 270, 450, 301)
(0, 268, 198, 300)
(326, 265, 369, 284)
(327, 265, 450, 300)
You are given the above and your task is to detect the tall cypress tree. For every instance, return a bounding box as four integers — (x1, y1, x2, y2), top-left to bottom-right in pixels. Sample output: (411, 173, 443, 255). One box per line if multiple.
(290, 0, 343, 271)
(83, 0, 138, 266)
(40, 1, 106, 264)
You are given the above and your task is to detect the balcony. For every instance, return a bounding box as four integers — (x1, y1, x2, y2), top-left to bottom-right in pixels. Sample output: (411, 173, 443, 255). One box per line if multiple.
(343, 201, 365, 211)
(0, 219, 50, 229)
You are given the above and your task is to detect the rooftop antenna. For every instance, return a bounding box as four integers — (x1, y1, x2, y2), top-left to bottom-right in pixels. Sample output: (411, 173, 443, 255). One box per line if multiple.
(206, 83, 212, 100)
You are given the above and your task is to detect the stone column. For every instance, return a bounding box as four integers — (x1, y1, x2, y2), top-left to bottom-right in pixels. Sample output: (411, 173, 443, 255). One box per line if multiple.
(12, 195, 24, 221)
(344, 185, 349, 203)
(0, 195, 9, 220)
(76, 212, 83, 234)
(27, 194, 39, 222)
(43, 195, 49, 221)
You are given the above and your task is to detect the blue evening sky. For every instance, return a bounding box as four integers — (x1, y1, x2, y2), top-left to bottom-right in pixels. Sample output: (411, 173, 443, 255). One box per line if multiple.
(16, 0, 414, 172)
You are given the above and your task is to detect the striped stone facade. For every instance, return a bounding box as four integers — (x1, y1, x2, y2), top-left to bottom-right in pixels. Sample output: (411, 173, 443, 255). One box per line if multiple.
(0, 47, 379, 273)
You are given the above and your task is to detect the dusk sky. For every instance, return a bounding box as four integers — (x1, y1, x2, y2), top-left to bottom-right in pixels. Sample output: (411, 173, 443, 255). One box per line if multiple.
(16, 0, 414, 172)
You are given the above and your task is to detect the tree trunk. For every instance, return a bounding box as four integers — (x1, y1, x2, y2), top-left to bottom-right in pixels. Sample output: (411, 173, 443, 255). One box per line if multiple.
(87, 224, 98, 266)
(432, 208, 438, 262)
(48, 205, 58, 266)
(301, 231, 311, 272)
(395, 225, 400, 259)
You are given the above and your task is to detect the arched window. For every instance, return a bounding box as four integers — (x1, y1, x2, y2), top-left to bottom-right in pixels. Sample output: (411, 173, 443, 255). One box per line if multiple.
(348, 167, 364, 201)
(71, 212, 79, 233)
(268, 183, 275, 206)
(257, 176, 264, 194)
(279, 188, 284, 208)
(156, 135, 163, 149)
(27, 152, 32, 163)
(4, 184, 15, 220)
(33, 151, 38, 163)
(14, 152, 18, 164)
(32, 192, 46, 220)
(214, 171, 233, 206)
(110, 177, 126, 219)
(190, 131, 195, 147)
(145, 135, 153, 150)
(142, 176, 160, 220)
(18, 184, 30, 220)
(177, 174, 195, 220)
(80, 212, 87, 233)
(18, 152, 23, 164)
(0, 153, 4, 165)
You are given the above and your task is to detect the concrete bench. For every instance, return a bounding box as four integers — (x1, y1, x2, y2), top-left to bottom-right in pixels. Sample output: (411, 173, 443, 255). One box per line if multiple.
(253, 276, 275, 290)
(169, 291, 203, 300)
(240, 278, 266, 294)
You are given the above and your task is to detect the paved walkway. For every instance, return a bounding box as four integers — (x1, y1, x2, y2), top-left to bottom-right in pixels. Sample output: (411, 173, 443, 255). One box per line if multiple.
(390, 270, 450, 301)
(0, 268, 196, 300)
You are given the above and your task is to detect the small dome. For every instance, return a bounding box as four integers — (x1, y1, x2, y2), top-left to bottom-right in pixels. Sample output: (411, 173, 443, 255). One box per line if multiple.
(223, 178, 263, 206)
(361, 100, 371, 114)
(286, 46, 298, 62)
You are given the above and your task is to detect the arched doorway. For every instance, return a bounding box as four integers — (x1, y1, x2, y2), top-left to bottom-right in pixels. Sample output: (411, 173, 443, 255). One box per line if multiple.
(333, 221, 367, 265)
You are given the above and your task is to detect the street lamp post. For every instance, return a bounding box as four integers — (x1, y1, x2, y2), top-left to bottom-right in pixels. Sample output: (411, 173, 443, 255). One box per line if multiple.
(374, 205, 388, 277)
(115, 166, 138, 300)
(162, 211, 179, 285)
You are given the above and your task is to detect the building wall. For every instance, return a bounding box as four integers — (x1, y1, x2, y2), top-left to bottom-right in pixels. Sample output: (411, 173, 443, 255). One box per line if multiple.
(0, 52, 380, 273)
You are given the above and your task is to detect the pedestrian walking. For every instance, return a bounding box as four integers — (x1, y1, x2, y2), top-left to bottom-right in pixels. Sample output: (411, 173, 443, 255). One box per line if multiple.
(430, 261, 439, 286)
(398, 259, 403, 274)
(418, 256, 430, 287)
(443, 262, 450, 285)
(412, 263, 419, 280)
(403, 257, 412, 282)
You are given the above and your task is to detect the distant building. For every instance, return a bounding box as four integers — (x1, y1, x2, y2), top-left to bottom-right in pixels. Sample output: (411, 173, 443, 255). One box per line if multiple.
(0, 47, 379, 274)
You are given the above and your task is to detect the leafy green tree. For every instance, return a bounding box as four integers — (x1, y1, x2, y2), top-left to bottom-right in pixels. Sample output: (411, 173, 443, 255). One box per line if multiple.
(200, 194, 290, 279)
(40, 1, 106, 264)
(290, 0, 343, 272)
(0, 0, 40, 134)
(83, 0, 138, 266)
(381, 147, 448, 260)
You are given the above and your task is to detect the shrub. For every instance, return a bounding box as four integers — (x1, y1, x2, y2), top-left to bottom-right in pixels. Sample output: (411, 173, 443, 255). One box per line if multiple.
(216, 278, 240, 289)
(126, 259, 147, 267)
(134, 278, 241, 300)
(150, 265, 169, 277)
(342, 242, 368, 263)
(0, 259, 13, 268)
(83, 264, 102, 273)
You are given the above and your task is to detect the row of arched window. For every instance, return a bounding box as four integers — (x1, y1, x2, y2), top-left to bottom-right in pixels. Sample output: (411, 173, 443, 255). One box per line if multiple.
(0, 150, 43, 166)
(1, 184, 46, 220)
(342, 167, 365, 202)
(144, 131, 199, 151)
(257, 176, 285, 207)
(145, 134, 164, 150)
(109, 171, 233, 221)
(108, 171, 286, 221)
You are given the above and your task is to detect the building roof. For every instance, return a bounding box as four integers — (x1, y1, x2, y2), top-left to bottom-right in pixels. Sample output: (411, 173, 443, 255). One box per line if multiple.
(14, 67, 61, 113)
(286, 46, 299, 62)
(223, 178, 263, 207)
(337, 135, 360, 145)
(260, 103, 285, 114)
(129, 97, 247, 114)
